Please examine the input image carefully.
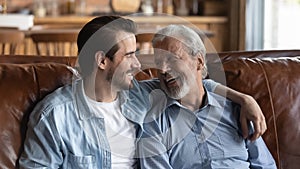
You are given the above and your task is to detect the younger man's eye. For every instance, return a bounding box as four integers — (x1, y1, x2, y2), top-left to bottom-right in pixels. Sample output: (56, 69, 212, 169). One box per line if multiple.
(125, 51, 135, 58)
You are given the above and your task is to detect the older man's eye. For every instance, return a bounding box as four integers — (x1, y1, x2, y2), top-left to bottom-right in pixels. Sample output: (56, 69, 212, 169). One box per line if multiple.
(154, 58, 163, 67)
(166, 53, 178, 59)
(168, 56, 179, 63)
(156, 62, 163, 69)
(154, 59, 160, 66)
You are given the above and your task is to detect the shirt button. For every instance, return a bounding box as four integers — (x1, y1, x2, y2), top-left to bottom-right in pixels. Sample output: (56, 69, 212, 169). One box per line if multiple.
(198, 135, 205, 142)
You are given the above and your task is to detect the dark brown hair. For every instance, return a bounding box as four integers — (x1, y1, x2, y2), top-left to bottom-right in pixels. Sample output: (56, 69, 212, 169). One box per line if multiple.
(77, 16, 137, 77)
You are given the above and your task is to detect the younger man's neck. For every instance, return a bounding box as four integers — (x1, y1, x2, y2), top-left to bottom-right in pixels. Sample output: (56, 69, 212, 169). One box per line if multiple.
(83, 75, 118, 103)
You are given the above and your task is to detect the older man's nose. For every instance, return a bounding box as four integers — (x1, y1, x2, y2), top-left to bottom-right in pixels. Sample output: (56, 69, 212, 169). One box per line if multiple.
(159, 61, 171, 74)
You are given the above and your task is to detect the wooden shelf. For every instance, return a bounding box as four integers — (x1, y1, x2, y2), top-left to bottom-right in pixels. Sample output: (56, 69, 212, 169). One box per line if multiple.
(34, 15, 228, 25)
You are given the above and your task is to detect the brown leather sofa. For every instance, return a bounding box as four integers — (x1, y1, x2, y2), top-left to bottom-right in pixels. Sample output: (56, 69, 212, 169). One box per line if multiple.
(0, 50, 299, 169)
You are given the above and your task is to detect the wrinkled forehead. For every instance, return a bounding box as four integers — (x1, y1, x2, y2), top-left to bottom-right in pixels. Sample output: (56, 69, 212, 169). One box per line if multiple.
(153, 49, 181, 66)
(153, 36, 183, 53)
(153, 37, 186, 60)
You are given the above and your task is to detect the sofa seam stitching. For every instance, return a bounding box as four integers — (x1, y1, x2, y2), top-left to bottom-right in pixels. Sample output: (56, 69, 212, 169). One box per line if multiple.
(256, 59, 281, 168)
(32, 65, 40, 100)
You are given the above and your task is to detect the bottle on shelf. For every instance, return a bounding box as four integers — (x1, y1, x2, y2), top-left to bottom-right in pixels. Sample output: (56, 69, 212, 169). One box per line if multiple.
(156, 0, 163, 13)
(66, 0, 76, 14)
(175, 0, 188, 16)
(33, 0, 46, 17)
(75, 0, 86, 16)
(189, 0, 204, 16)
(47, 0, 60, 16)
(141, 0, 154, 16)
(163, 0, 174, 15)
(0, 0, 7, 14)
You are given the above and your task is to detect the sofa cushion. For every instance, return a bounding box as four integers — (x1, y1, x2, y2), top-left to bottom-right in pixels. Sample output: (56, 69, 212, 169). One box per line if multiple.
(0, 63, 74, 168)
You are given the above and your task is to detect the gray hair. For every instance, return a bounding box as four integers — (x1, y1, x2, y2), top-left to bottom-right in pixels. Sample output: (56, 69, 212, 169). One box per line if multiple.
(152, 25, 208, 78)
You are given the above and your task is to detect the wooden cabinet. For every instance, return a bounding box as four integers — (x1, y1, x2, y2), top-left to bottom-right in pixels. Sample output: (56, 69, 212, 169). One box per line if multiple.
(7, 0, 246, 54)
(199, 0, 246, 51)
(30, 0, 246, 53)
(32, 15, 229, 53)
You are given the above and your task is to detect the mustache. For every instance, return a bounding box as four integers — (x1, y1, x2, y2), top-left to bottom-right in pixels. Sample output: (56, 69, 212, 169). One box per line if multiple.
(159, 71, 179, 79)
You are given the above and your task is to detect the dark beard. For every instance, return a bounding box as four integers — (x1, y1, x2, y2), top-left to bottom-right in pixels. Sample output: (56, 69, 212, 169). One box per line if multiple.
(106, 67, 114, 82)
(106, 67, 132, 91)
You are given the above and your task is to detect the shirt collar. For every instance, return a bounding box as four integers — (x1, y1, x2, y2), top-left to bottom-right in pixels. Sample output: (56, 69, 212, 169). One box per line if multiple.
(74, 79, 133, 120)
(74, 78, 145, 125)
(73, 79, 97, 120)
(205, 87, 225, 109)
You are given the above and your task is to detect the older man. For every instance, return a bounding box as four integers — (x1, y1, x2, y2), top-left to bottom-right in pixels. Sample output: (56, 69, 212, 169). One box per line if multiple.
(138, 25, 277, 169)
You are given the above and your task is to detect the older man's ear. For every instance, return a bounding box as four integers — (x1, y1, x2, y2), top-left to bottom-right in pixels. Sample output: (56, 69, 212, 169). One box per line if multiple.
(196, 54, 205, 71)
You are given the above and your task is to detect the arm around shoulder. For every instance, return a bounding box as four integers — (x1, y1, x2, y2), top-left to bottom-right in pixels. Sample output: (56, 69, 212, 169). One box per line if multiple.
(207, 80, 267, 141)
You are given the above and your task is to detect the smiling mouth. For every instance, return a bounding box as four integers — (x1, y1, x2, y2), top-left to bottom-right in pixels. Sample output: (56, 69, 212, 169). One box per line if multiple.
(127, 73, 134, 80)
(126, 69, 138, 80)
(165, 77, 178, 87)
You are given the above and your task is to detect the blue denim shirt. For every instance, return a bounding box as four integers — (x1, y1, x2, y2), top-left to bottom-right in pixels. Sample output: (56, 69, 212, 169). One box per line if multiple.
(19, 79, 149, 169)
(19, 78, 217, 169)
(138, 86, 277, 169)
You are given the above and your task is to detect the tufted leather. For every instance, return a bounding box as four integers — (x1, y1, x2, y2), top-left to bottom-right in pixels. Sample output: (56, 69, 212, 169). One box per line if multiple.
(208, 50, 300, 169)
(0, 62, 74, 169)
(0, 50, 299, 169)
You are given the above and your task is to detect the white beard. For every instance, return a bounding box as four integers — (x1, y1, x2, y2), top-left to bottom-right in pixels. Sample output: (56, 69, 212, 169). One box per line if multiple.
(165, 79, 190, 100)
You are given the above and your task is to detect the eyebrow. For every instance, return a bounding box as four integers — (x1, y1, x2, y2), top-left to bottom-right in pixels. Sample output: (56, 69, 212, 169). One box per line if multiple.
(124, 51, 136, 56)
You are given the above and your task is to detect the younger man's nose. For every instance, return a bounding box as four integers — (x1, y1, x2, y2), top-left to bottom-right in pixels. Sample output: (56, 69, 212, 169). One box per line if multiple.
(132, 55, 141, 70)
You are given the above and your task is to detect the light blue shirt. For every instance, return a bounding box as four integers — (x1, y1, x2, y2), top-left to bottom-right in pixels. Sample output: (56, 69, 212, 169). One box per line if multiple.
(19, 79, 148, 169)
(138, 86, 277, 169)
(19, 78, 218, 169)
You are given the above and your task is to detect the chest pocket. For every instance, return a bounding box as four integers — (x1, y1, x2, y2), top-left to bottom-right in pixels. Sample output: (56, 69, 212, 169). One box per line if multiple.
(206, 133, 225, 159)
(219, 130, 248, 159)
(68, 154, 96, 169)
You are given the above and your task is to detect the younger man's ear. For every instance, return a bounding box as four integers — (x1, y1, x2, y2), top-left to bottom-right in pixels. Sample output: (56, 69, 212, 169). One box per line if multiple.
(95, 51, 106, 69)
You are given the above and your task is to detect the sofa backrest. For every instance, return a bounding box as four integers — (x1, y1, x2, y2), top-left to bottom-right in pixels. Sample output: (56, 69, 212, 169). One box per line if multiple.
(208, 50, 300, 169)
(0, 55, 153, 168)
(226, 57, 300, 169)
(0, 55, 77, 65)
(0, 62, 74, 169)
